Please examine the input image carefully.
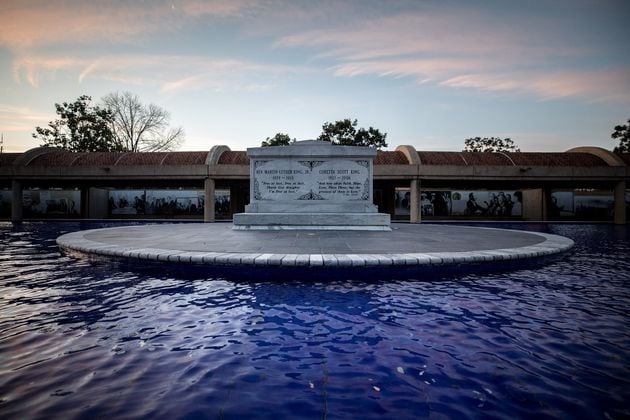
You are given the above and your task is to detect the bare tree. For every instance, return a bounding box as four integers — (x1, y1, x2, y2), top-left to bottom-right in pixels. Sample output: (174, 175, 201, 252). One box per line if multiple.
(102, 91, 184, 152)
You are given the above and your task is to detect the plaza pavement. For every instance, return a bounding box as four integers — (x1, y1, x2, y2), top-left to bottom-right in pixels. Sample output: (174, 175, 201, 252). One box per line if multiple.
(56, 223, 574, 268)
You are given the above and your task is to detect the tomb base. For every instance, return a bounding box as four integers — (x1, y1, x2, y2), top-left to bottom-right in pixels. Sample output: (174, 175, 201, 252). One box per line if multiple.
(233, 212, 391, 231)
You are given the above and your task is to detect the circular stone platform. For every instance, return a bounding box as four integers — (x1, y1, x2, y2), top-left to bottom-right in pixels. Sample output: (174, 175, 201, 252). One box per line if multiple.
(57, 223, 574, 268)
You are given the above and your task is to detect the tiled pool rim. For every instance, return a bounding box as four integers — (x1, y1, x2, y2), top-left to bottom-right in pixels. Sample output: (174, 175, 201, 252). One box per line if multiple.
(56, 224, 574, 268)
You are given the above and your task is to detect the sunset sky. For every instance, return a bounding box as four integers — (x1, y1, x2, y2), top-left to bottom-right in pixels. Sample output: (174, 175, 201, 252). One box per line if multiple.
(1, 0, 629, 153)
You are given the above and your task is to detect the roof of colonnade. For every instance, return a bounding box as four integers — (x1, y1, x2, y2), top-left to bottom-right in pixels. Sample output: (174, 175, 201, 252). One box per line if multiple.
(0, 145, 627, 168)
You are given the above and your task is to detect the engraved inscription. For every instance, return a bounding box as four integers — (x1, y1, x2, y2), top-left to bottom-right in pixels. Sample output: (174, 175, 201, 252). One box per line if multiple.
(252, 159, 370, 201)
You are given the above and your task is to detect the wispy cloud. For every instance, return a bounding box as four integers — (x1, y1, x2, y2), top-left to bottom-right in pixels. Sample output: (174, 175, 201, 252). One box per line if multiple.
(331, 58, 490, 81)
(12, 53, 298, 92)
(2, 0, 629, 104)
(1, 1, 157, 52)
(525, 70, 630, 102)
(177, 0, 263, 18)
(276, 12, 563, 60)
(275, 8, 630, 102)
(0, 104, 52, 135)
(12, 56, 86, 87)
(1, 0, 300, 92)
(156, 57, 283, 93)
(439, 69, 630, 102)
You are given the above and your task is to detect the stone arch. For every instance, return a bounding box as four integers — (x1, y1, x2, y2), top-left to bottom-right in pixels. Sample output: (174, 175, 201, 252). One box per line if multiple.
(206, 145, 231, 166)
(565, 146, 625, 167)
(12, 147, 62, 166)
(395, 145, 420, 165)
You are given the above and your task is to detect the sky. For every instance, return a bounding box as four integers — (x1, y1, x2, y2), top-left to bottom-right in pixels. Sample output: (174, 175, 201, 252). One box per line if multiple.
(1, 0, 629, 153)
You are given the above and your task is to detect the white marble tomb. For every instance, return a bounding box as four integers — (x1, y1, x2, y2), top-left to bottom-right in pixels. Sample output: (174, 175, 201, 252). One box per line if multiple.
(232, 140, 391, 230)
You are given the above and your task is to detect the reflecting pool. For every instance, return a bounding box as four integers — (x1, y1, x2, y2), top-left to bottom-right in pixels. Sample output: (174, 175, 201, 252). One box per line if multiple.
(0, 222, 629, 419)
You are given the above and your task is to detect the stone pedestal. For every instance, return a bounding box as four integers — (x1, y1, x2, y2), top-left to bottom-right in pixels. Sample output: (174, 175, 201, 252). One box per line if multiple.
(233, 141, 391, 230)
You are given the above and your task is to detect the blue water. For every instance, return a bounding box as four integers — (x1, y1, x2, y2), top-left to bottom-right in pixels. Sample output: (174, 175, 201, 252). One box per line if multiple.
(0, 222, 629, 419)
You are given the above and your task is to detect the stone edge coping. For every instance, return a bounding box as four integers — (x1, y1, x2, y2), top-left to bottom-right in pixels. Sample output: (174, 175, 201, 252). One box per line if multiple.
(232, 225, 392, 231)
(56, 225, 575, 268)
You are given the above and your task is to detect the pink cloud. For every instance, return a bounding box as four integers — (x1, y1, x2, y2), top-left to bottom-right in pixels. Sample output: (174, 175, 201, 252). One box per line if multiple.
(330, 56, 630, 103)
(0, 1, 158, 52)
(275, 12, 573, 61)
(2, 1, 289, 92)
(0, 0, 259, 52)
(274, 8, 629, 103)
(439, 74, 524, 93)
(12, 55, 88, 87)
(332, 58, 490, 80)
(440, 69, 630, 102)
(0, 104, 54, 145)
(527, 70, 630, 102)
(178, 0, 262, 18)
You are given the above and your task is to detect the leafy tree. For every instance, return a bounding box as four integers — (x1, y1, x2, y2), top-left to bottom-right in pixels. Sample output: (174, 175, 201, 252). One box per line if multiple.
(317, 118, 388, 149)
(463, 137, 520, 153)
(33, 95, 121, 152)
(102, 91, 184, 152)
(612, 118, 630, 153)
(261, 132, 295, 147)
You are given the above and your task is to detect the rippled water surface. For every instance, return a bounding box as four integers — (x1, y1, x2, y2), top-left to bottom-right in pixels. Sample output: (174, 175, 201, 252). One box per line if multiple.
(1, 222, 629, 419)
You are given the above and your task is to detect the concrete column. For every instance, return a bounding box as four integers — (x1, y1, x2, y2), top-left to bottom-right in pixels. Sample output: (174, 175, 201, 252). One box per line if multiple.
(80, 187, 89, 218)
(88, 187, 109, 219)
(230, 184, 241, 216)
(204, 178, 215, 222)
(522, 189, 544, 221)
(542, 188, 551, 221)
(11, 180, 23, 223)
(410, 179, 422, 223)
(614, 180, 626, 225)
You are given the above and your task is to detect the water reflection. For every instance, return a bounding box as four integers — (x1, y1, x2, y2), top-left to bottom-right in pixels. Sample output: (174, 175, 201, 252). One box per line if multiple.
(0, 222, 629, 419)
